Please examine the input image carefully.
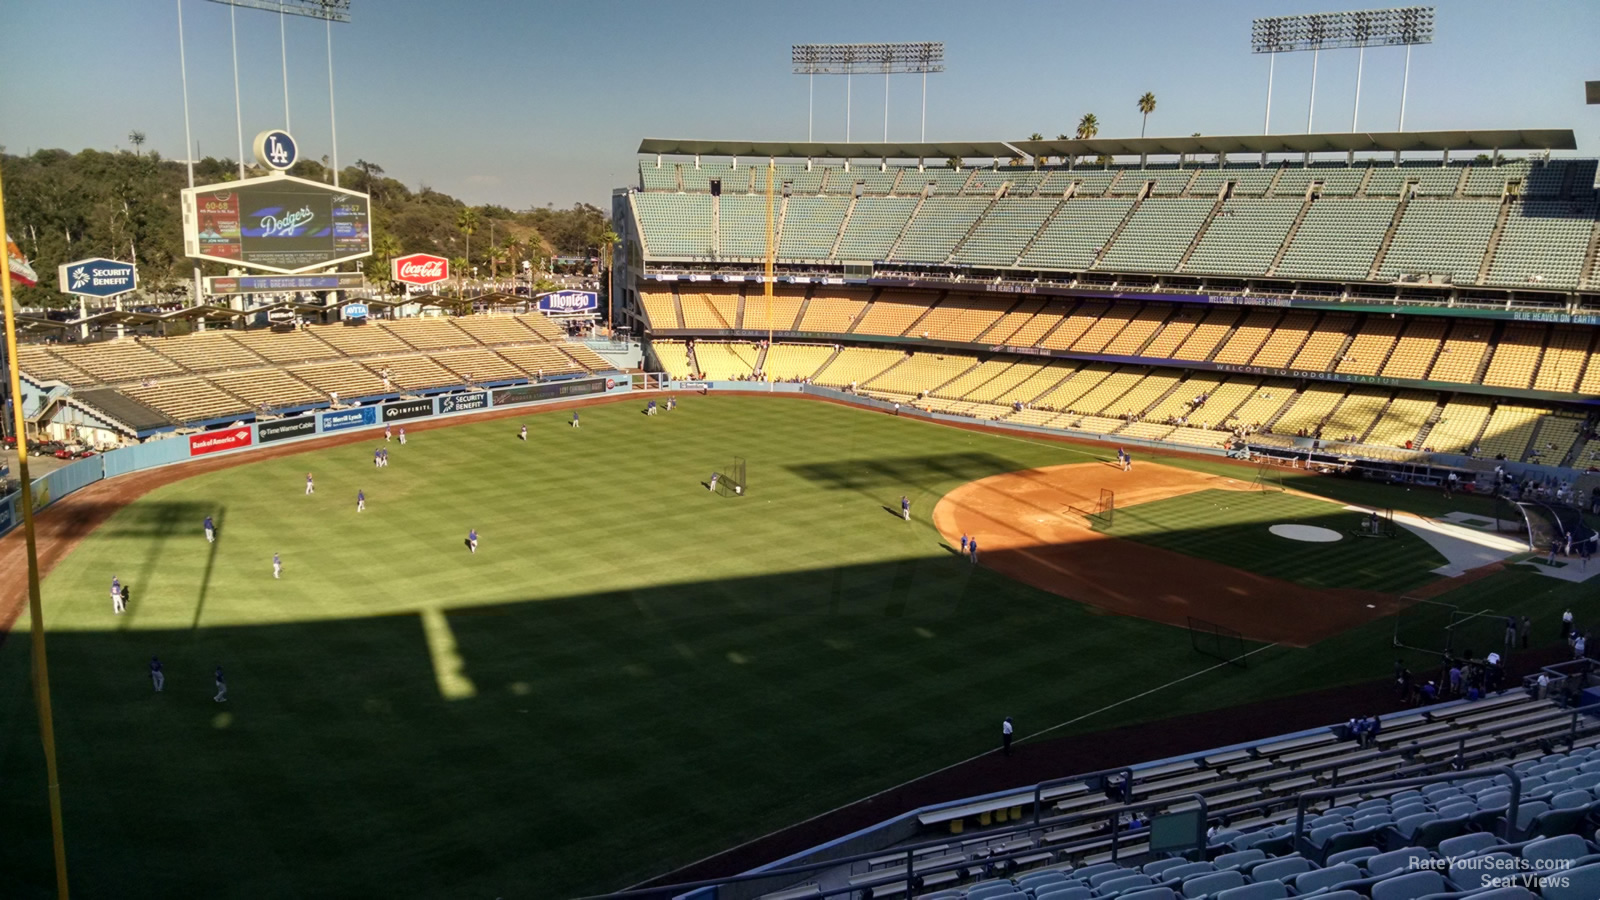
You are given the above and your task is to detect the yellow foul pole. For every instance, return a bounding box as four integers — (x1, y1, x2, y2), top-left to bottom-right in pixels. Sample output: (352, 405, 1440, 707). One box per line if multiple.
(764, 160, 776, 390)
(0, 158, 72, 899)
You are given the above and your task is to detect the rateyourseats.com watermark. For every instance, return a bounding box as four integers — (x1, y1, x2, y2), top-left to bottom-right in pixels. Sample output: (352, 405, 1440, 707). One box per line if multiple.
(1411, 854, 1573, 889)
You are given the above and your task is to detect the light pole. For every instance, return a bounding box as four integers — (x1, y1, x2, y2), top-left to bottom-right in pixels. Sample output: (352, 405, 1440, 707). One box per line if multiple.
(793, 43, 944, 142)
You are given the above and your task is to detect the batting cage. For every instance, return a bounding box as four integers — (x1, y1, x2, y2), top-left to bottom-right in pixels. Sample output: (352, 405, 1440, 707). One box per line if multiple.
(1188, 617, 1250, 668)
(1495, 496, 1595, 553)
(714, 456, 747, 497)
(1351, 507, 1399, 539)
(1253, 461, 1286, 493)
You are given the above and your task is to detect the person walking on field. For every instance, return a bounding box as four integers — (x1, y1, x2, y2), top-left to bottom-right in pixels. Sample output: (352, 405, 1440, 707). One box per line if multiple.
(901, 495, 910, 522)
(1001, 717, 1014, 756)
(1521, 615, 1531, 650)
(213, 666, 227, 703)
(149, 656, 164, 692)
(1504, 616, 1517, 650)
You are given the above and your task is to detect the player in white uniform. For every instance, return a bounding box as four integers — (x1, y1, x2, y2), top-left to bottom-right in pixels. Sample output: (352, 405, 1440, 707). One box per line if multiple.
(273, 552, 282, 579)
(305, 472, 315, 495)
(357, 489, 365, 513)
(111, 576, 125, 614)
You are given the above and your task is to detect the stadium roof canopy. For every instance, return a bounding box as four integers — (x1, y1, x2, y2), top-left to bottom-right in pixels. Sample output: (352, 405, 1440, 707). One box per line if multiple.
(638, 129, 1577, 161)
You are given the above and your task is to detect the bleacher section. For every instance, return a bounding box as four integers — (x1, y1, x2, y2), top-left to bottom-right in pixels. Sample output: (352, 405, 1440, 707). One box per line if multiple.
(16, 313, 617, 429)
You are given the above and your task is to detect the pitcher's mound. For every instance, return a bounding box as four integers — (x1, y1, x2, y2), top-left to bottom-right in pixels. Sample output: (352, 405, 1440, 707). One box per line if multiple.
(1269, 524, 1343, 543)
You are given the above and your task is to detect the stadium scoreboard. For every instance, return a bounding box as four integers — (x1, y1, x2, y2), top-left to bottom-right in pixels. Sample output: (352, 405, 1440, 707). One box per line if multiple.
(182, 174, 372, 274)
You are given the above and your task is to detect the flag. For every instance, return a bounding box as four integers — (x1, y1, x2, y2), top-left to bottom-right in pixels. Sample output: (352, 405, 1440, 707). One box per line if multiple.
(6, 233, 37, 287)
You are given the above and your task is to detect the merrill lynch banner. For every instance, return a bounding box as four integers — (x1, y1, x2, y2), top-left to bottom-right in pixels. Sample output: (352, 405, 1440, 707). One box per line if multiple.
(321, 406, 376, 432)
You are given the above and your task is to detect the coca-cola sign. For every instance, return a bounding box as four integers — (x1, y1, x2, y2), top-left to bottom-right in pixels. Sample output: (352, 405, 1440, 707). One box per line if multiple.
(392, 253, 450, 286)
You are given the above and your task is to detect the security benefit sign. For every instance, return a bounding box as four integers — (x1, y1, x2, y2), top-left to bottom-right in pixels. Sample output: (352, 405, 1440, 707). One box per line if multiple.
(182, 173, 372, 274)
(382, 398, 434, 422)
(537, 290, 598, 315)
(58, 258, 137, 298)
(438, 391, 487, 414)
(257, 417, 317, 444)
(189, 427, 254, 456)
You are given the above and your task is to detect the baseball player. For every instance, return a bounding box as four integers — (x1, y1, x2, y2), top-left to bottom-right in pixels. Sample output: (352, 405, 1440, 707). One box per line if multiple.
(571, 411, 580, 428)
(901, 495, 911, 521)
(385, 424, 392, 442)
(149, 656, 164, 692)
(969, 537, 979, 564)
(374, 448, 382, 468)
(960, 534, 969, 554)
(273, 552, 282, 579)
(519, 425, 528, 441)
(398, 427, 407, 445)
(305, 472, 315, 495)
(357, 489, 365, 513)
(204, 515, 215, 543)
(709, 472, 720, 492)
(647, 399, 657, 416)
(468, 528, 478, 554)
(111, 575, 124, 614)
(213, 665, 227, 703)
(666, 396, 676, 411)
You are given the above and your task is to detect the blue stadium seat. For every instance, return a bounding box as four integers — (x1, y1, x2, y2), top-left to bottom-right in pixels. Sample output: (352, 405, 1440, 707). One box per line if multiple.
(1291, 862, 1362, 895)
(1539, 862, 1600, 900)
(1247, 856, 1314, 883)
(1095, 873, 1156, 895)
(1325, 846, 1381, 868)
(1113, 889, 1175, 900)
(1139, 858, 1192, 879)
(1211, 883, 1286, 900)
(1033, 886, 1091, 900)
(1366, 846, 1433, 876)
(1369, 870, 1447, 900)
(1210, 849, 1264, 871)
(1436, 832, 1500, 859)
(1177, 869, 1245, 900)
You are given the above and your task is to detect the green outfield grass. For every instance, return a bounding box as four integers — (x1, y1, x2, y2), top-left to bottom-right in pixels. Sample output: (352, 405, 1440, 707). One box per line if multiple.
(0, 395, 1583, 898)
(1099, 489, 1449, 592)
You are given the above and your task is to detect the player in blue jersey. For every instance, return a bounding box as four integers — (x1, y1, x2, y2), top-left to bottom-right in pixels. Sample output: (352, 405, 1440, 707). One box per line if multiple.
(111, 575, 124, 614)
(519, 424, 528, 441)
(468, 528, 478, 554)
(204, 515, 215, 543)
(385, 424, 392, 442)
(901, 495, 911, 521)
(273, 552, 282, 579)
(149, 656, 164, 692)
(374, 447, 382, 468)
(398, 427, 407, 445)
(357, 489, 365, 513)
(305, 472, 315, 495)
(213, 666, 227, 703)
(571, 411, 580, 428)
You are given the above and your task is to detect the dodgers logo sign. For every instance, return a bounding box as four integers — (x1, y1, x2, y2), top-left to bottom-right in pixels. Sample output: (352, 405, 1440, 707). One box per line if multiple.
(56, 257, 137, 298)
(253, 129, 298, 171)
(537, 290, 598, 314)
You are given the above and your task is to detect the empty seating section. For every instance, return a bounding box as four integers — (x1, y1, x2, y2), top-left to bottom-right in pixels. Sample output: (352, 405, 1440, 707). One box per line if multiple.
(1529, 159, 1597, 195)
(855, 294, 939, 337)
(742, 294, 804, 332)
(1273, 164, 1366, 198)
(1428, 323, 1491, 383)
(761, 343, 834, 381)
(952, 198, 1058, 266)
(1002, 301, 1072, 348)
(1464, 160, 1531, 196)
(891, 198, 993, 263)
(15, 346, 94, 385)
(638, 162, 678, 191)
(1486, 200, 1597, 290)
(1068, 305, 1143, 354)
(934, 360, 1018, 400)
(1040, 300, 1111, 350)
(1188, 166, 1276, 197)
(1171, 308, 1240, 361)
(380, 318, 474, 351)
(1289, 314, 1354, 371)
(1273, 385, 1348, 435)
(634, 193, 713, 256)
(1477, 405, 1544, 460)
(1379, 200, 1500, 283)
(678, 163, 732, 192)
(1102, 305, 1173, 356)
(225, 329, 339, 364)
(1377, 319, 1446, 379)
(692, 343, 758, 381)
(650, 341, 693, 378)
(1580, 346, 1600, 395)
(1428, 399, 1492, 453)
(1366, 392, 1438, 448)
(1043, 169, 1116, 197)
(1031, 364, 1115, 411)
(1183, 199, 1302, 276)
(778, 197, 851, 259)
(823, 164, 898, 195)
(864, 353, 975, 397)
(308, 323, 410, 356)
(1527, 413, 1584, 466)
(1366, 162, 1465, 197)
(1167, 426, 1232, 448)
(487, 344, 583, 377)
(286, 361, 384, 397)
(430, 349, 522, 383)
(145, 332, 264, 372)
(715, 164, 753, 195)
(981, 299, 1047, 345)
(812, 347, 904, 388)
(209, 368, 320, 409)
(1533, 327, 1594, 392)
(1335, 318, 1401, 375)
(1222, 381, 1293, 430)
(1247, 312, 1316, 368)
(1019, 198, 1135, 270)
(718, 195, 773, 258)
(554, 343, 611, 372)
(1482, 324, 1546, 389)
(988, 362, 1075, 405)
(920, 297, 1014, 343)
(901, 167, 971, 196)
(1322, 389, 1390, 442)
(1098, 198, 1215, 272)
(511, 313, 567, 341)
(837, 198, 919, 260)
(1108, 168, 1193, 196)
(1274, 200, 1397, 280)
(680, 291, 740, 329)
(1143, 374, 1225, 422)
(1139, 308, 1202, 358)
(1212, 310, 1284, 365)
(121, 378, 243, 423)
(51, 341, 183, 384)
(373, 355, 459, 391)
(1102, 372, 1181, 418)
(798, 291, 868, 332)
(1063, 367, 1150, 415)
(451, 316, 542, 345)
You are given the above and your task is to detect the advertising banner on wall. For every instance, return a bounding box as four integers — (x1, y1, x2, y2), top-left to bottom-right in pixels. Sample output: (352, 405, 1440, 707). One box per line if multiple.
(207, 273, 366, 294)
(258, 417, 318, 444)
(392, 253, 450, 287)
(57, 257, 138, 298)
(190, 427, 254, 456)
(439, 392, 488, 414)
(382, 399, 434, 422)
(493, 377, 607, 407)
(537, 290, 598, 315)
(321, 406, 376, 432)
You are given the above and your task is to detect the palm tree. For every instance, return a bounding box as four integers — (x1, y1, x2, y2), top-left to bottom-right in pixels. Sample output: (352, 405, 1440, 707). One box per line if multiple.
(457, 207, 480, 269)
(372, 231, 401, 275)
(488, 244, 509, 281)
(1137, 93, 1157, 138)
(1075, 114, 1099, 141)
(128, 130, 146, 157)
(598, 225, 619, 323)
(1028, 133, 1046, 166)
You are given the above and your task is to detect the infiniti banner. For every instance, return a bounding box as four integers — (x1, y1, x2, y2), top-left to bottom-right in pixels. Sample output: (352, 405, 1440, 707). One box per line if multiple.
(493, 377, 606, 407)
(258, 417, 317, 443)
(383, 398, 435, 422)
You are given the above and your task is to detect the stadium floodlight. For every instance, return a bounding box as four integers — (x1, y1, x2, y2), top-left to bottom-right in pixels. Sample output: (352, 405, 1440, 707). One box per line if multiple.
(1251, 7, 1434, 134)
(204, 0, 350, 21)
(792, 42, 945, 143)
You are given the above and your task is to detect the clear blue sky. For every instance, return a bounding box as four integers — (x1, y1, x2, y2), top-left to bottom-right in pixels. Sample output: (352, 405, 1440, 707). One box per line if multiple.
(2, 0, 1596, 209)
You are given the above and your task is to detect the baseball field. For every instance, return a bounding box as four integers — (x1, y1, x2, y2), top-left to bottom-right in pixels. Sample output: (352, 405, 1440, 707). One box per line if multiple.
(0, 393, 1591, 898)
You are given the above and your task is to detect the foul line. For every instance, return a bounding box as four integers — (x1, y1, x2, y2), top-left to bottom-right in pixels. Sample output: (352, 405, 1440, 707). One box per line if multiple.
(626, 640, 1280, 891)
